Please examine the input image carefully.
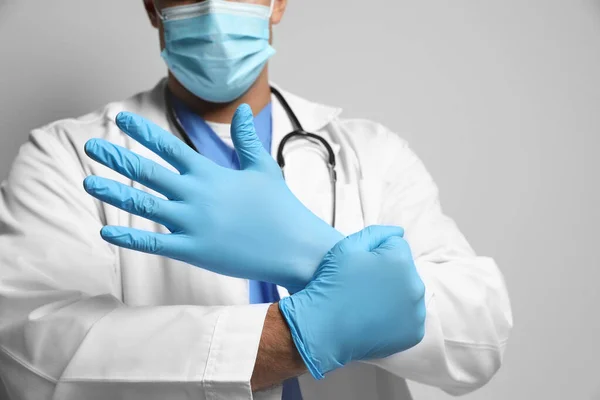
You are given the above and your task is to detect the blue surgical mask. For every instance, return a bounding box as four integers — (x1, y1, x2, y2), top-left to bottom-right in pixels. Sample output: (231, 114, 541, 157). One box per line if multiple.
(159, 0, 276, 103)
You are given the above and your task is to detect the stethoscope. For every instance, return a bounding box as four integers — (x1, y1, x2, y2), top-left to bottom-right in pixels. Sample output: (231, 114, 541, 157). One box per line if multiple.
(165, 86, 337, 227)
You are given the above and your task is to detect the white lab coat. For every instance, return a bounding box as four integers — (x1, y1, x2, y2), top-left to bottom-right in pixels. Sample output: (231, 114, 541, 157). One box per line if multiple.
(0, 80, 512, 400)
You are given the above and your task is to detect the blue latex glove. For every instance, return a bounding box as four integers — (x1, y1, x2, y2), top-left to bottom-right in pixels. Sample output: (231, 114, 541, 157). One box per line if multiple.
(279, 225, 426, 380)
(83, 104, 343, 292)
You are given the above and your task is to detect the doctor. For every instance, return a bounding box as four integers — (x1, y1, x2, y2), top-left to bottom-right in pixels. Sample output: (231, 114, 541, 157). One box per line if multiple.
(0, 1, 512, 400)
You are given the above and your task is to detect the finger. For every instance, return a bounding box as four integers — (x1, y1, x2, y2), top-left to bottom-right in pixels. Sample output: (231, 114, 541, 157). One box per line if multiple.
(372, 235, 411, 256)
(335, 225, 404, 254)
(84, 175, 182, 229)
(100, 225, 187, 260)
(230, 104, 272, 170)
(375, 235, 424, 302)
(115, 111, 209, 174)
(85, 138, 183, 200)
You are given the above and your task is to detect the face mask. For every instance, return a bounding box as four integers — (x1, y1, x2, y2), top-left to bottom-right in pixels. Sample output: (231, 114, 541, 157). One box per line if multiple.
(159, 0, 276, 103)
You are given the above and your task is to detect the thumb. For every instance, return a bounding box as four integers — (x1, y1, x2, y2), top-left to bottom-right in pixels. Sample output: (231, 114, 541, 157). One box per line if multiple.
(334, 225, 405, 254)
(231, 104, 269, 170)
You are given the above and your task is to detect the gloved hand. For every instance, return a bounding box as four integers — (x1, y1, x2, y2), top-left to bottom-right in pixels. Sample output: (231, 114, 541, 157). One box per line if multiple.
(279, 225, 426, 380)
(83, 104, 343, 292)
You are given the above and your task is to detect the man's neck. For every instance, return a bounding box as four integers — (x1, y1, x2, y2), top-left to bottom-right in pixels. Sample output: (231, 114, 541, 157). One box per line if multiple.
(167, 68, 271, 124)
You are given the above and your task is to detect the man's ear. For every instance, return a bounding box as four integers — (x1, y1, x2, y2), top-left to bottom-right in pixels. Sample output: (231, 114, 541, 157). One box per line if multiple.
(143, 0, 160, 28)
(271, 0, 288, 25)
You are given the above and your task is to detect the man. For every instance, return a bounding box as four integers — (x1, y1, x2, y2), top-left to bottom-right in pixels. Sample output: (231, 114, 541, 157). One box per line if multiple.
(0, 0, 512, 399)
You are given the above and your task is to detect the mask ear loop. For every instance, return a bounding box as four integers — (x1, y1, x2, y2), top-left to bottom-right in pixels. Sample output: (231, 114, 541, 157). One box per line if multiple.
(269, 0, 276, 17)
(153, 0, 165, 21)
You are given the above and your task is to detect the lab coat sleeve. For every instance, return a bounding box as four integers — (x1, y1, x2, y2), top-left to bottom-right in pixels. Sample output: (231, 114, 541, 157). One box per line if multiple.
(363, 126, 513, 395)
(0, 126, 269, 400)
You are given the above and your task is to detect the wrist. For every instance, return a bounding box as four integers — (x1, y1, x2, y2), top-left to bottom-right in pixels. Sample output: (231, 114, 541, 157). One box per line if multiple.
(251, 303, 306, 391)
(287, 222, 344, 292)
(278, 295, 328, 380)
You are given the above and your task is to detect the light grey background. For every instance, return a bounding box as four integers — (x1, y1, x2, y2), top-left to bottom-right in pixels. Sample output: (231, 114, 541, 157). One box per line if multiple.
(1, 0, 599, 399)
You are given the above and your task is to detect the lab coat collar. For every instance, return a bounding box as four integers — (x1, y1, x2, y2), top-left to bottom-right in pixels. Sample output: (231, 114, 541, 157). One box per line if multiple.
(269, 82, 343, 163)
(113, 79, 344, 165)
(121, 79, 343, 140)
(269, 82, 343, 134)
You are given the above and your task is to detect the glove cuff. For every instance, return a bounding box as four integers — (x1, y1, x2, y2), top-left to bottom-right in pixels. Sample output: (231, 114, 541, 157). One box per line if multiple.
(278, 297, 325, 380)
